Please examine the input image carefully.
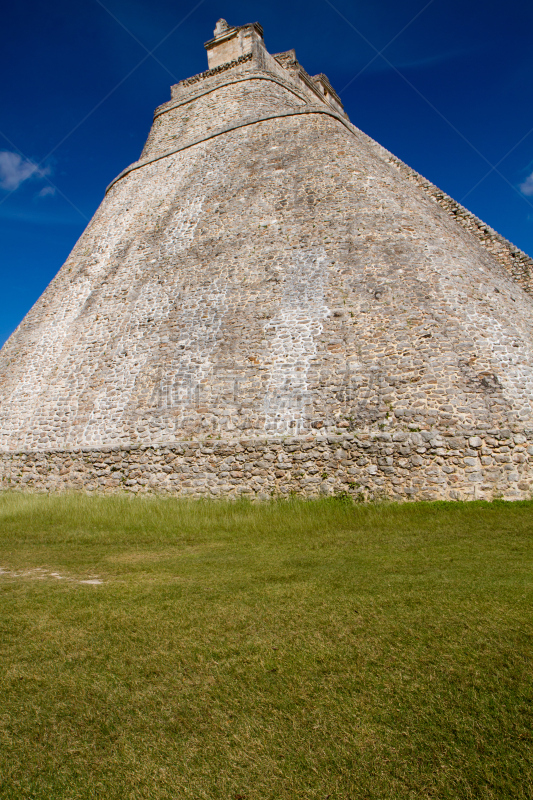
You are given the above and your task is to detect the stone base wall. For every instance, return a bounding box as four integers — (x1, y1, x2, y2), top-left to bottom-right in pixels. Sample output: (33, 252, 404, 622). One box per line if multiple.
(1, 429, 532, 502)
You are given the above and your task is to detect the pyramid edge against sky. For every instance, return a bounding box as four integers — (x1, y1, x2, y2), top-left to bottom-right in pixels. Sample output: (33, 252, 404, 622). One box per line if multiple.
(1, 19, 533, 502)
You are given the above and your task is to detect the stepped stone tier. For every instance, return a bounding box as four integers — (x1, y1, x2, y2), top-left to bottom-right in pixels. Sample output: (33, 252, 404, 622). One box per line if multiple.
(2, 19, 533, 500)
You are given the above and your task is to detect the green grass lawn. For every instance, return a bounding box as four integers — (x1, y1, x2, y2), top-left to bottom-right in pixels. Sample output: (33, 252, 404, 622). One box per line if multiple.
(0, 494, 532, 799)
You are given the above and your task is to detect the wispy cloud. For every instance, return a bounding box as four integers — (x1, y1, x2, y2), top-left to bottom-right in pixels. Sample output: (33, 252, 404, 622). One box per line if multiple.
(367, 46, 473, 75)
(519, 171, 533, 197)
(0, 151, 50, 191)
(36, 186, 56, 198)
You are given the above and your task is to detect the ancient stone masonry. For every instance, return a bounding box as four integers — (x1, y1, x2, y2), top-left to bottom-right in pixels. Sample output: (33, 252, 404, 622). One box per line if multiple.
(361, 136, 533, 295)
(1, 19, 533, 500)
(2, 430, 532, 501)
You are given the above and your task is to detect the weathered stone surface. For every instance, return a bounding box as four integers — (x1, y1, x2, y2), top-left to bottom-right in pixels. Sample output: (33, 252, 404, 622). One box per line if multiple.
(0, 20, 532, 500)
(1, 430, 531, 501)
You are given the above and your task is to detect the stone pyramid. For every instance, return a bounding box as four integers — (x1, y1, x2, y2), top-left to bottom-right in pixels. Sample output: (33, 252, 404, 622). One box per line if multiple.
(1, 19, 533, 500)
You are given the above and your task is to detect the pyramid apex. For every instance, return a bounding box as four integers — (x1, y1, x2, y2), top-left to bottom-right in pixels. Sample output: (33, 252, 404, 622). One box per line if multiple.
(205, 19, 265, 69)
(214, 18, 229, 37)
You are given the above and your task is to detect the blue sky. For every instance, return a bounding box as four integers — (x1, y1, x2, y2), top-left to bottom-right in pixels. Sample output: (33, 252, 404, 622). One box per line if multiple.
(2, 0, 533, 347)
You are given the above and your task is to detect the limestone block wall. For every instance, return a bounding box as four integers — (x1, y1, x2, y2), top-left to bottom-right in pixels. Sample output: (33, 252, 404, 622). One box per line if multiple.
(140, 76, 308, 161)
(118, 50, 533, 295)
(2, 110, 533, 455)
(1, 429, 532, 501)
(152, 48, 533, 295)
(1, 26, 533, 501)
(353, 128, 533, 295)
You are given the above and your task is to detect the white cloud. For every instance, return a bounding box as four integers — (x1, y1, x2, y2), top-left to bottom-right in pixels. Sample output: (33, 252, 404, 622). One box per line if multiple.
(37, 186, 56, 198)
(519, 171, 533, 197)
(0, 150, 49, 191)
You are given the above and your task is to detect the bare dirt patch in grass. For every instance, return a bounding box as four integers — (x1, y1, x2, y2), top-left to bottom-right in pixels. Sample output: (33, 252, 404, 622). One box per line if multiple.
(0, 565, 103, 584)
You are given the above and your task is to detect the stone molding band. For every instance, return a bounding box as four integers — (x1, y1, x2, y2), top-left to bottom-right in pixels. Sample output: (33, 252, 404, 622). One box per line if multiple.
(154, 72, 312, 119)
(179, 52, 253, 88)
(106, 106, 355, 193)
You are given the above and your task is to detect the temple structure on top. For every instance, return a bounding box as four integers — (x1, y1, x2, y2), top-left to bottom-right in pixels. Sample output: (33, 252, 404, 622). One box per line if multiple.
(1, 19, 533, 501)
